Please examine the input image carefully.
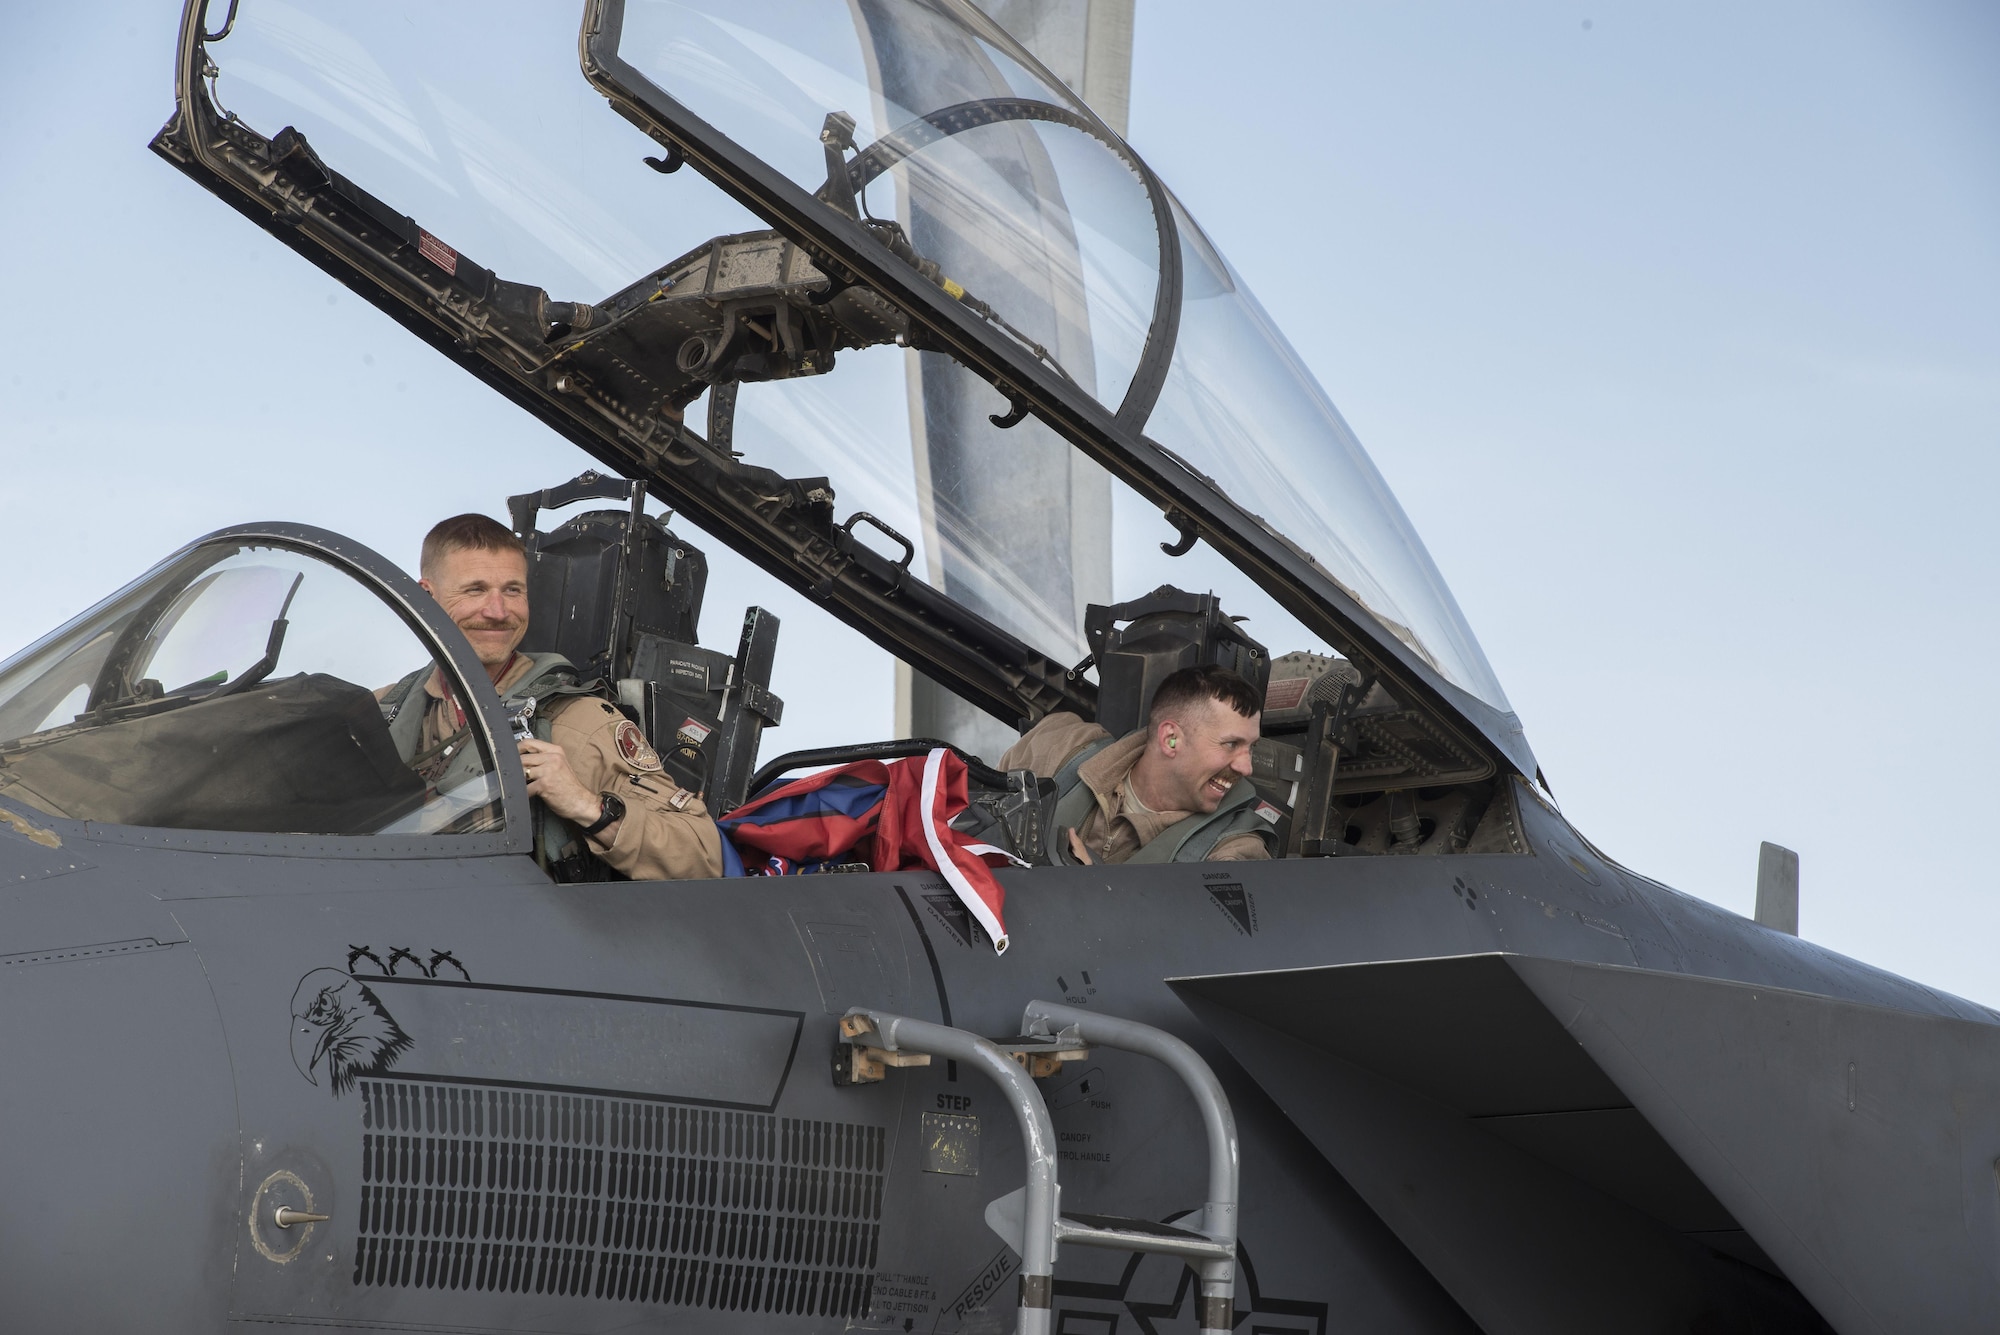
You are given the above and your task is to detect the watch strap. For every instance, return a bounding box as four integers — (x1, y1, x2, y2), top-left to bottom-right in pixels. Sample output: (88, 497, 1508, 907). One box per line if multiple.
(580, 791, 624, 837)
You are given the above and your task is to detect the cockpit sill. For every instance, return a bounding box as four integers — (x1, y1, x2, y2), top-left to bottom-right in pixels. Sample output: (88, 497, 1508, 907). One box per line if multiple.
(151, 0, 1530, 795)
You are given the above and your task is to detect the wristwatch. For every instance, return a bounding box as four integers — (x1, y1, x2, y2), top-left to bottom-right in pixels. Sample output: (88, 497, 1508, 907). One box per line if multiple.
(580, 791, 625, 838)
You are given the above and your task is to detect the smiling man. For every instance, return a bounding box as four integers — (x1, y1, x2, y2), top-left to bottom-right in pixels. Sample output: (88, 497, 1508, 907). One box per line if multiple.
(1000, 665, 1279, 865)
(379, 514, 720, 882)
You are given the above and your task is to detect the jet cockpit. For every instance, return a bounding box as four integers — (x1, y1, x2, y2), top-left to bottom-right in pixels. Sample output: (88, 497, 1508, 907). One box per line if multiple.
(116, 0, 1539, 874)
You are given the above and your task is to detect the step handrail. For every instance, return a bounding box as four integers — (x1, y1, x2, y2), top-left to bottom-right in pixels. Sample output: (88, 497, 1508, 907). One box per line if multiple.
(840, 1003, 1240, 1335)
(840, 1008, 1060, 1334)
(1021, 1001, 1238, 1335)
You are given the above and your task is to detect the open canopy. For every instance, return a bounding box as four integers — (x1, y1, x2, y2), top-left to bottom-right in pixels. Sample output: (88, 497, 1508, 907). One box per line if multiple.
(152, 0, 1531, 781)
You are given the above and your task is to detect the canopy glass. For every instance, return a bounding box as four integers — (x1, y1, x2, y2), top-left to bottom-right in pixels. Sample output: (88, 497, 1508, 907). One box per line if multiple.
(197, 0, 1512, 719)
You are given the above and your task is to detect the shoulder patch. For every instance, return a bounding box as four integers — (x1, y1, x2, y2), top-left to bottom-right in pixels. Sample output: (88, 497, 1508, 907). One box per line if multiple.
(614, 719, 664, 773)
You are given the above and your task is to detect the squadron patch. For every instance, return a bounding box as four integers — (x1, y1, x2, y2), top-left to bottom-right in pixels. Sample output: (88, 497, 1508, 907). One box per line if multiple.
(614, 719, 664, 773)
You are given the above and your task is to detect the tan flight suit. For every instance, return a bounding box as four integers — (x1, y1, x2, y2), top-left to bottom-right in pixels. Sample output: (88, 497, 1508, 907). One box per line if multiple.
(1000, 712, 1269, 865)
(407, 655, 721, 880)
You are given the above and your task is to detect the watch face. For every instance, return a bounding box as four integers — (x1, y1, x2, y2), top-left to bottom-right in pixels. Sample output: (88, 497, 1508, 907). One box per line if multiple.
(584, 793, 625, 835)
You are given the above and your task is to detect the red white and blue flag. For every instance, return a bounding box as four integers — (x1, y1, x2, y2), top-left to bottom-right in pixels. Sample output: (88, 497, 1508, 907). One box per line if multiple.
(718, 748, 1020, 953)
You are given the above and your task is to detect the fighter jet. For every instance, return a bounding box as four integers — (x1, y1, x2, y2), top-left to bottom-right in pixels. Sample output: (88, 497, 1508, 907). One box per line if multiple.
(0, 2, 1992, 1332)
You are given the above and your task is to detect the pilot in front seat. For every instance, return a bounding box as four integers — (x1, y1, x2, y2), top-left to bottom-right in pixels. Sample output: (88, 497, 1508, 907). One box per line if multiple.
(381, 514, 722, 881)
(1001, 665, 1277, 865)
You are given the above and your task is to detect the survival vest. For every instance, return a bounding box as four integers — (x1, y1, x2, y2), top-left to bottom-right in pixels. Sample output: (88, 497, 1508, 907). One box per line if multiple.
(1046, 736, 1283, 865)
(381, 652, 612, 879)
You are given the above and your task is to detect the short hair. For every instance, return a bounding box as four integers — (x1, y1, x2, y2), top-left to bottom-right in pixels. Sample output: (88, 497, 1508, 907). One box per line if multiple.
(421, 513, 524, 579)
(1147, 664, 1261, 728)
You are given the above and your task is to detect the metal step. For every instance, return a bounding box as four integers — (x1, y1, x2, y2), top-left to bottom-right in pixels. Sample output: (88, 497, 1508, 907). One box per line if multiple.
(986, 1192, 1237, 1262)
(836, 1001, 1237, 1335)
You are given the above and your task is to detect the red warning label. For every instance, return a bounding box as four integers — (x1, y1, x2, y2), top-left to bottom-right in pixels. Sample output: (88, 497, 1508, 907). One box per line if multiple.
(417, 230, 458, 275)
(1264, 676, 1309, 712)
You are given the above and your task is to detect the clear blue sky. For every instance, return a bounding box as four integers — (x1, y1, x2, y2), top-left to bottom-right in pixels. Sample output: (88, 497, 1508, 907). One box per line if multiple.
(3, 3, 1996, 1001)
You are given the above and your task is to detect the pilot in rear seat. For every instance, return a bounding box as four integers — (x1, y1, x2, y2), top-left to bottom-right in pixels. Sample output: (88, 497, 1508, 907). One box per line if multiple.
(1001, 664, 1276, 865)
(382, 514, 722, 881)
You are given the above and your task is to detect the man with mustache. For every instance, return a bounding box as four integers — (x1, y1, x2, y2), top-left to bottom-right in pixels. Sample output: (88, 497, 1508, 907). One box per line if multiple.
(381, 513, 720, 881)
(1000, 665, 1278, 865)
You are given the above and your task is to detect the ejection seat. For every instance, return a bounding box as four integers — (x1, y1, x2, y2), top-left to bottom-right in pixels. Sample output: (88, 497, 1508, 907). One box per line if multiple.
(1076, 587, 1303, 843)
(507, 471, 783, 813)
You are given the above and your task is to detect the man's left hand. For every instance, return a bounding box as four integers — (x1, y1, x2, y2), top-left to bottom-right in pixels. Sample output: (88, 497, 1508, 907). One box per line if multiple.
(518, 739, 602, 825)
(1066, 827, 1095, 866)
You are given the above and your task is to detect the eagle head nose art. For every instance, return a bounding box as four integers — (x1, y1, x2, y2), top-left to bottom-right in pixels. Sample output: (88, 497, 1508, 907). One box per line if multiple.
(288, 968, 411, 1094)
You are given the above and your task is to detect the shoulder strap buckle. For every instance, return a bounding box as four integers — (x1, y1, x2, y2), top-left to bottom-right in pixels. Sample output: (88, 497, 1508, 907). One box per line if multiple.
(500, 695, 538, 741)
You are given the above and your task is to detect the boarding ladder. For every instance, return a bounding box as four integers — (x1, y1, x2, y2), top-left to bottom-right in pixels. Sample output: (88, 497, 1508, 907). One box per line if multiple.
(835, 1001, 1238, 1335)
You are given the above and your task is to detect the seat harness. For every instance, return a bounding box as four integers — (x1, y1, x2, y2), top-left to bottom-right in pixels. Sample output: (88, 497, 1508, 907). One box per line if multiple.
(1045, 736, 1280, 865)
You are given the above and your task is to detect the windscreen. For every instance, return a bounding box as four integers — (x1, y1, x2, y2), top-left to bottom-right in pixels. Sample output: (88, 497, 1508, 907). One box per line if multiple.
(0, 540, 502, 835)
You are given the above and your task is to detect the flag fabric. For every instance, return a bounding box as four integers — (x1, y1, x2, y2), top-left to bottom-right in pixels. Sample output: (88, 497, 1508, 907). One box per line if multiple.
(719, 748, 1020, 953)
